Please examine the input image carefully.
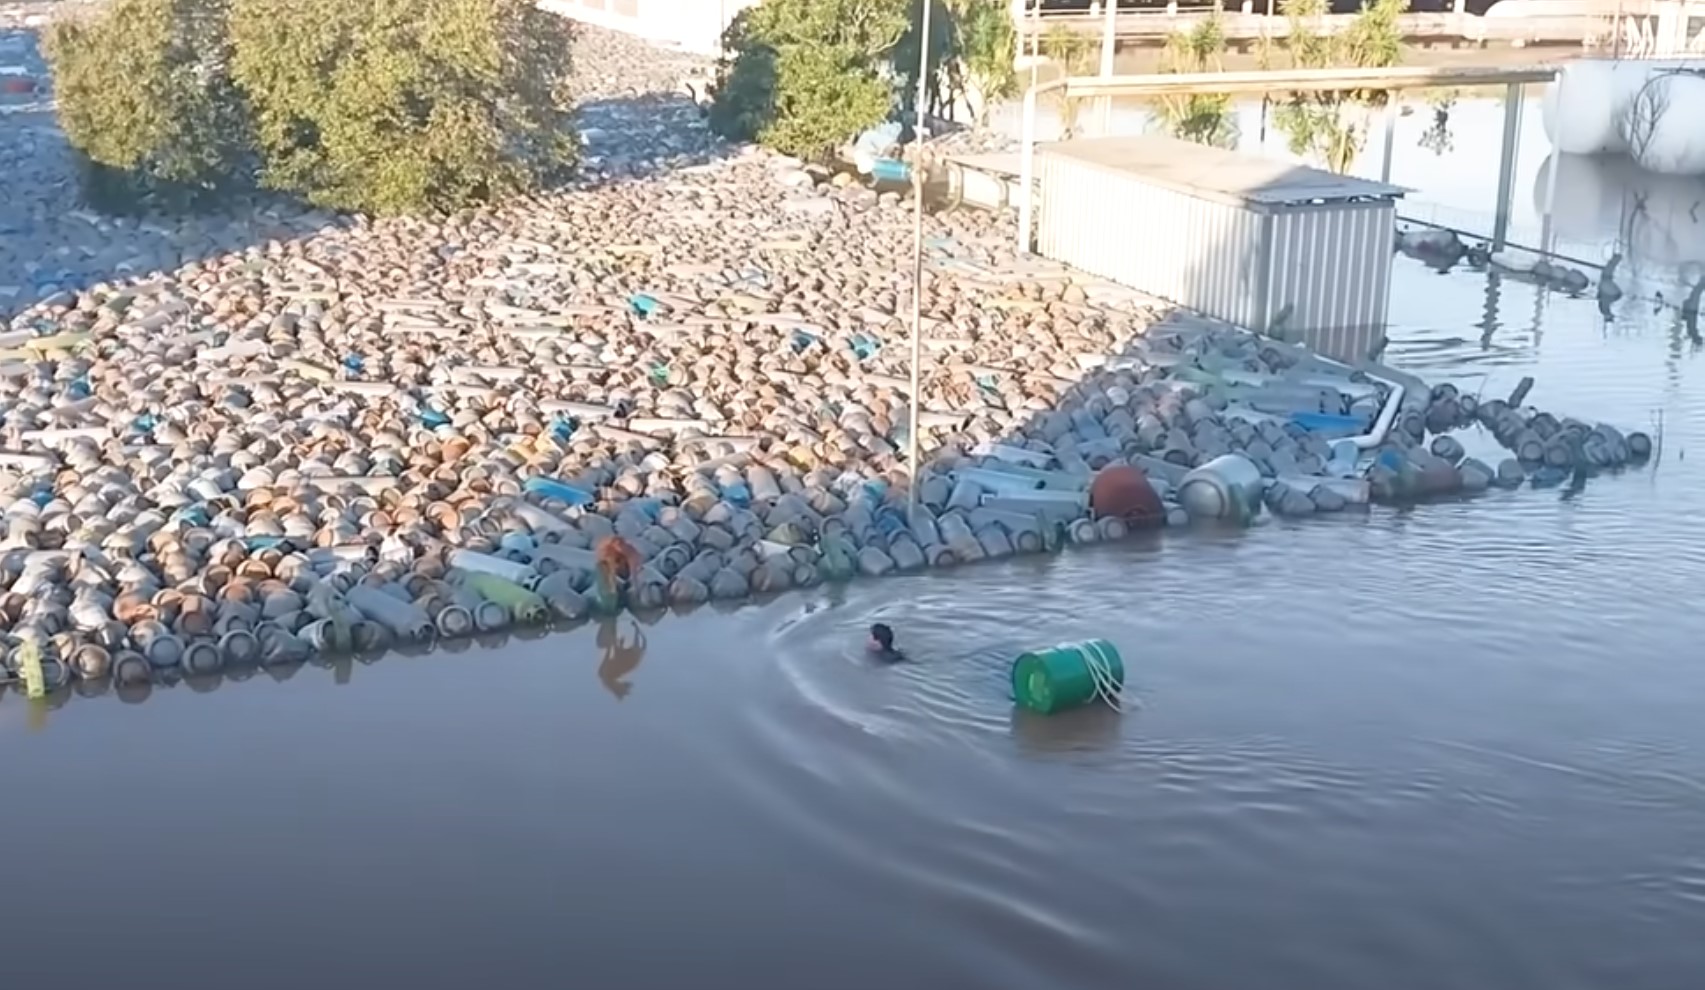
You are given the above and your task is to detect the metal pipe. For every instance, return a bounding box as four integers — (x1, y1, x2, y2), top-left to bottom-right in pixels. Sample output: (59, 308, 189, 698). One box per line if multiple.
(905, 0, 934, 512)
(1063, 64, 1558, 99)
(1348, 382, 1406, 450)
(1016, 0, 1042, 256)
(1541, 80, 1562, 257)
(1493, 81, 1523, 251)
(1018, 84, 1038, 255)
(1379, 91, 1398, 184)
(1098, 0, 1118, 134)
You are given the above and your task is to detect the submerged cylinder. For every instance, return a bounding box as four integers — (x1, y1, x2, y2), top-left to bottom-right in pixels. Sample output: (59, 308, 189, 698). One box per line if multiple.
(1177, 453, 1265, 524)
(1010, 639, 1125, 716)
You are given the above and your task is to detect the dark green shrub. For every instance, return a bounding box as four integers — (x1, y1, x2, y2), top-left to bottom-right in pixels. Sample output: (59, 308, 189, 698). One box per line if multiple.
(710, 0, 909, 162)
(229, 0, 578, 215)
(47, 0, 578, 216)
(43, 0, 252, 211)
(759, 43, 897, 161)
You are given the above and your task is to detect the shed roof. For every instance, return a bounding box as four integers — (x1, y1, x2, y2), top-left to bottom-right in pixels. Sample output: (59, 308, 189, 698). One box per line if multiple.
(1040, 135, 1408, 208)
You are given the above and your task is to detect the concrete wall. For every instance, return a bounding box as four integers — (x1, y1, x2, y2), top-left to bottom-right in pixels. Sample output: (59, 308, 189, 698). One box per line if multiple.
(541, 0, 759, 56)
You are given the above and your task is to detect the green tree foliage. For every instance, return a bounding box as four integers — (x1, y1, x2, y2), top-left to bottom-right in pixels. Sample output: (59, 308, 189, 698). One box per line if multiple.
(43, 0, 251, 211)
(1039, 24, 1094, 138)
(1272, 0, 1408, 174)
(229, 0, 577, 214)
(760, 44, 897, 161)
(891, 0, 958, 122)
(709, 0, 910, 161)
(45, 0, 577, 215)
(1156, 5, 1237, 149)
(943, 0, 1017, 126)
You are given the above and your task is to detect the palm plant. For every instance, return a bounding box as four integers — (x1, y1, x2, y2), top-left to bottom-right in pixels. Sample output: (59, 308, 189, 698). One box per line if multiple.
(1155, 4, 1237, 149)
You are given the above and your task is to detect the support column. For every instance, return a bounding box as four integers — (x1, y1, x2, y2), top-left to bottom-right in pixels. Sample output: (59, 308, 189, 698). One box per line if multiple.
(1018, 82, 1038, 255)
(1541, 81, 1564, 257)
(1492, 82, 1523, 251)
(1097, 0, 1117, 134)
(1379, 91, 1398, 184)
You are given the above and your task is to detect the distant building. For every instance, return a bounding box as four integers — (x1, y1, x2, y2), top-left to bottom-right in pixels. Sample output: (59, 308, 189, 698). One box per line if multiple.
(540, 0, 759, 55)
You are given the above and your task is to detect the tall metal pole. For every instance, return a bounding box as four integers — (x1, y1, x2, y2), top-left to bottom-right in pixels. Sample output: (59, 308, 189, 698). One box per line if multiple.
(1098, 0, 1118, 134)
(1379, 90, 1397, 183)
(906, 0, 935, 510)
(1541, 85, 1562, 257)
(1492, 82, 1522, 251)
(1016, 0, 1041, 255)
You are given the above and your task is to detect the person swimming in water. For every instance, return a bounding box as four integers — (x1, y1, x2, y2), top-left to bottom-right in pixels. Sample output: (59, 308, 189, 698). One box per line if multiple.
(867, 623, 906, 663)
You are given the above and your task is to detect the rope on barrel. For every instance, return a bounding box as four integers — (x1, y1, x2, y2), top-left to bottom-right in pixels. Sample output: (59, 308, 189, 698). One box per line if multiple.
(1081, 640, 1124, 713)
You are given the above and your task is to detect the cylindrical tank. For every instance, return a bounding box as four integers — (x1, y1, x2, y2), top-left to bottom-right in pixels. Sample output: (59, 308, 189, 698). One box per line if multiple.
(1540, 59, 1649, 156)
(1178, 453, 1265, 524)
(1011, 639, 1125, 716)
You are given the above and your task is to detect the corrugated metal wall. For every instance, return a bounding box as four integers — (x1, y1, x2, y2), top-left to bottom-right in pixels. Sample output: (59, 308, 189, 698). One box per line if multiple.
(1036, 149, 1395, 359)
(1265, 200, 1395, 363)
(1037, 151, 1269, 330)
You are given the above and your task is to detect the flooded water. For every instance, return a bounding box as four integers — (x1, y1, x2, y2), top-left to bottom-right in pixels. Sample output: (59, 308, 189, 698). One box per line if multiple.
(6, 96, 1705, 989)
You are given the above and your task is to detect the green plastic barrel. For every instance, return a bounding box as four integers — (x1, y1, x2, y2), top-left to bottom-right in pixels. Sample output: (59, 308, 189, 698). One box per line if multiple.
(1011, 639, 1125, 715)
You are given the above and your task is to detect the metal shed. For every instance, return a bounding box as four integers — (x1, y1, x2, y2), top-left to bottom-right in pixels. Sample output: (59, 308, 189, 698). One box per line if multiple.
(1035, 135, 1405, 358)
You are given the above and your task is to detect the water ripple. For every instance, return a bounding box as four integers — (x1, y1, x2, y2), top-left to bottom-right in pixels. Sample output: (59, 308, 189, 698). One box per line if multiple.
(686, 250, 1705, 990)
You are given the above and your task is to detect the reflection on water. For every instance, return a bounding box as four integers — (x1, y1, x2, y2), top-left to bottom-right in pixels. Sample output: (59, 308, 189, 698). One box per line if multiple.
(596, 616, 647, 700)
(1417, 94, 1457, 158)
(6, 98, 1705, 990)
(1535, 152, 1705, 284)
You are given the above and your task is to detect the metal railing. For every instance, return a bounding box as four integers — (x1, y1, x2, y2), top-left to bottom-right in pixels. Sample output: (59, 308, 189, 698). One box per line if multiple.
(1012, 0, 1705, 48)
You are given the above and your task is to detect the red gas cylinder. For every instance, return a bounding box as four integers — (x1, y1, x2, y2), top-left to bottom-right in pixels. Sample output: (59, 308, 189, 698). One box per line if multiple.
(1089, 464, 1164, 528)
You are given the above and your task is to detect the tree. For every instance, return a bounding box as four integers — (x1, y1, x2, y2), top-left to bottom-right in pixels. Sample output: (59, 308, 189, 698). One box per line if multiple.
(1155, 4, 1237, 149)
(943, 0, 1017, 127)
(229, 0, 577, 215)
(47, 0, 578, 215)
(1040, 23, 1094, 138)
(709, 0, 910, 161)
(43, 0, 251, 211)
(1272, 0, 1407, 174)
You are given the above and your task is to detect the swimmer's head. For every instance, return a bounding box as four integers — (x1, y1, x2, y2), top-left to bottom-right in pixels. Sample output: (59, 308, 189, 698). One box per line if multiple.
(868, 623, 894, 653)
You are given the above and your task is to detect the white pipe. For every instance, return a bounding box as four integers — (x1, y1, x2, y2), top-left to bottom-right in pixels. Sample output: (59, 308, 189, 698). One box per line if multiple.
(448, 549, 537, 587)
(1379, 92, 1398, 184)
(538, 399, 618, 420)
(1018, 83, 1038, 255)
(1098, 0, 1117, 134)
(18, 427, 109, 445)
(1542, 84, 1562, 258)
(1348, 382, 1405, 449)
(301, 475, 396, 494)
(1300, 352, 1407, 450)
(1016, 0, 1041, 256)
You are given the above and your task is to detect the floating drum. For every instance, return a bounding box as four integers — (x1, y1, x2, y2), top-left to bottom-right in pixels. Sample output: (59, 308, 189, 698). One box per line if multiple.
(1088, 464, 1163, 527)
(1178, 453, 1265, 524)
(1011, 639, 1125, 716)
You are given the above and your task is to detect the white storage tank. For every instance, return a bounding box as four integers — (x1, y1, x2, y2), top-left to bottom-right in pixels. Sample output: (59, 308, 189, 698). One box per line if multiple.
(1541, 58, 1705, 175)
